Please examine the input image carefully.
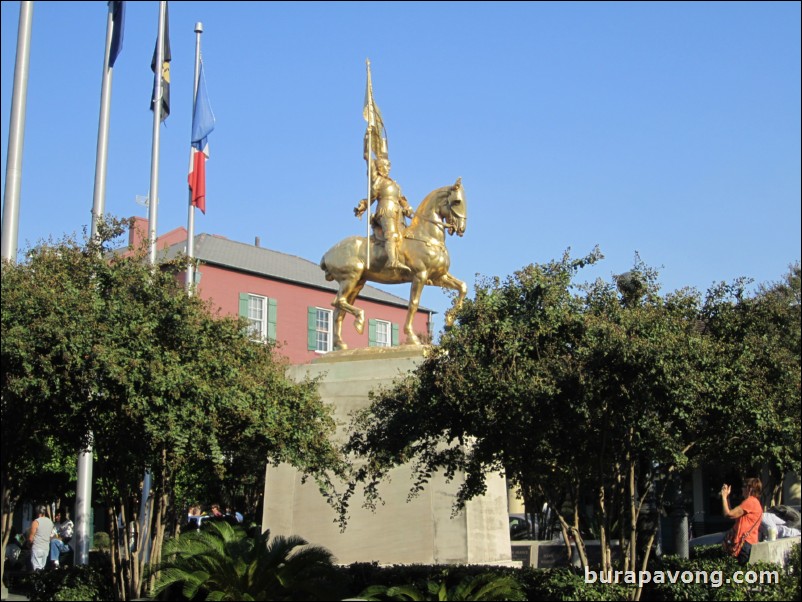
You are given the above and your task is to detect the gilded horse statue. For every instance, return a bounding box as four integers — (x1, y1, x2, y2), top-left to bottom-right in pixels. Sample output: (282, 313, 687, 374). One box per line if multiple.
(320, 178, 467, 350)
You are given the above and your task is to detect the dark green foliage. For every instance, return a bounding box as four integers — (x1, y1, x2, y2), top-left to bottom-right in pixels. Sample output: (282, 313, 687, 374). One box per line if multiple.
(92, 531, 110, 552)
(520, 567, 629, 601)
(698, 264, 801, 500)
(344, 252, 801, 580)
(341, 552, 800, 601)
(144, 548, 800, 601)
(24, 564, 117, 602)
(359, 571, 526, 601)
(643, 549, 801, 602)
(150, 521, 343, 601)
(2, 217, 348, 598)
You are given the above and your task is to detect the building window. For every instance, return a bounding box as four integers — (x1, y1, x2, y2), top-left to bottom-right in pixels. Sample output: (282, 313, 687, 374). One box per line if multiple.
(308, 307, 332, 352)
(247, 295, 267, 340)
(369, 318, 398, 347)
(239, 293, 276, 342)
(374, 319, 390, 347)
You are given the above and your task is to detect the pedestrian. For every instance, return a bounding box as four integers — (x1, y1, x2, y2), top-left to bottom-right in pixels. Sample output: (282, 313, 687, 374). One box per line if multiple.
(27, 505, 54, 571)
(50, 507, 74, 568)
(721, 477, 763, 564)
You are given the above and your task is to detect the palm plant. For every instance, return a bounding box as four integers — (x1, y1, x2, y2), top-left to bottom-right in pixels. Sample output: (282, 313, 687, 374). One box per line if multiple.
(359, 572, 526, 601)
(149, 521, 340, 601)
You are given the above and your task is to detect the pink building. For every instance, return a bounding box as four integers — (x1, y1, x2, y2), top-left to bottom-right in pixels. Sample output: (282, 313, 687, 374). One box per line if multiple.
(127, 217, 433, 364)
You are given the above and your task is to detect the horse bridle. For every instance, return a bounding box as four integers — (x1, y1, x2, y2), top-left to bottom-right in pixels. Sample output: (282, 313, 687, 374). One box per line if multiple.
(407, 185, 465, 235)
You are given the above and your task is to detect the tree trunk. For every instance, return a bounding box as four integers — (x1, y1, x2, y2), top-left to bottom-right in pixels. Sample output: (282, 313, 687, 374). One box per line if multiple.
(106, 500, 127, 602)
(633, 528, 657, 602)
(146, 455, 171, 598)
(628, 447, 637, 576)
(598, 484, 609, 572)
(1, 481, 18, 591)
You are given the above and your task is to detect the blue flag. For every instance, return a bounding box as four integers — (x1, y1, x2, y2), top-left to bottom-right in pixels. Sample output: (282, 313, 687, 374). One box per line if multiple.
(191, 62, 215, 150)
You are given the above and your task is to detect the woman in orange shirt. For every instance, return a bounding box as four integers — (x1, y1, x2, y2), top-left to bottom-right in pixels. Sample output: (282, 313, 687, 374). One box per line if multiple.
(721, 477, 763, 563)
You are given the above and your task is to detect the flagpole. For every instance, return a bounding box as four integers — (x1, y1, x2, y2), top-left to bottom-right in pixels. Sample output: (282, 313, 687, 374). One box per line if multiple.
(148, 0, 166, 265)
(89, 2, 117, 243)
(365, 59, 373, 270)
(140, 0, 167, 566)
(1, 1, 33, 264)
(75, 1, 121, 567)
(186, 22, 203, 293)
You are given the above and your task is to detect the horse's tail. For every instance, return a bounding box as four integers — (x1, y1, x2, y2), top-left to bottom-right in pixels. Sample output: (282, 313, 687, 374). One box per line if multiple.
(320, 255, 334, 281)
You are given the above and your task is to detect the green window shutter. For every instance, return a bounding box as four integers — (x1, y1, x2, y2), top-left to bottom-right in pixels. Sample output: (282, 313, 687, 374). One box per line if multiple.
(239, 293, 249, 318)
(392, 323, 399, 346)
(307, 307, 318, 350)
(368, 319, 377, 347)
(267, 298, 277, 341)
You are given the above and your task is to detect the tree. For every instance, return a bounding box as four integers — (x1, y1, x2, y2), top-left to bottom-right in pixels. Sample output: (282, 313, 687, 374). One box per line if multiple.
(345, 250, 799, 601)
(699, 263, 801, 504)
(1, 219, 348, 598)
(2, 234, 104, 586)
(347, 250, 609, 567)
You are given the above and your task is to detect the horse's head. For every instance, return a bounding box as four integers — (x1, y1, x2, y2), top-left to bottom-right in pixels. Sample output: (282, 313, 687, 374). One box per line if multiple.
(440, 177, 467, 237)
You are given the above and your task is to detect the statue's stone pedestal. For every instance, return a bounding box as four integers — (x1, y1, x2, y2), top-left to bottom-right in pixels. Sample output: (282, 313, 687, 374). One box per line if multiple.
(262, 346, 512, 565)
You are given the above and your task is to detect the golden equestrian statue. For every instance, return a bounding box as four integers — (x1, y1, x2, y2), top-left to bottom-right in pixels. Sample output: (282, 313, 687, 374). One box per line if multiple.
(320, 60, 467, 350)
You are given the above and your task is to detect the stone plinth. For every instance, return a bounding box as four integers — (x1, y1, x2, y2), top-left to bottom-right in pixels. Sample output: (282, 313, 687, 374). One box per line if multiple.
(262, 346, 512, 565)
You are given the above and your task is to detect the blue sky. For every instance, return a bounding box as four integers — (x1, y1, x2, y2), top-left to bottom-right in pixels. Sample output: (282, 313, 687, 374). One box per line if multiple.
(2, 1, 800, 336)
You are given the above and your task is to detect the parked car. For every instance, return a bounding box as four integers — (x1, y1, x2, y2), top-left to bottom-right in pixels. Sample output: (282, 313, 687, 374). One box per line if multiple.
(509, 514, 534, 540)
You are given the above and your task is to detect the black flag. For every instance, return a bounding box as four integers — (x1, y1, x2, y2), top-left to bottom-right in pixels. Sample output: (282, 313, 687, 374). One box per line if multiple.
(150, 2, 171, 121)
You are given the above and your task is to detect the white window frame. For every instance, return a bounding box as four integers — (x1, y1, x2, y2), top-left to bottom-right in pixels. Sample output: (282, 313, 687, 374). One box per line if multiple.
(374, 319, 391, 347)
(247, 294, 268, 341)
(315, 307, 333, 353)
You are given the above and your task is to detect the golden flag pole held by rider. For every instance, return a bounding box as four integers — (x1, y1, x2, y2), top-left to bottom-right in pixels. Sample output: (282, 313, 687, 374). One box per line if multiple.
(364, 60, 373, 269)
(363, 58, 386, 270)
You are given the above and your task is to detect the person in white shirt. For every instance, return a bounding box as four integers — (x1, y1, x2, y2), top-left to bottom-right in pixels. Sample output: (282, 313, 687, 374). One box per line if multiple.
(49, 507, 74, 568)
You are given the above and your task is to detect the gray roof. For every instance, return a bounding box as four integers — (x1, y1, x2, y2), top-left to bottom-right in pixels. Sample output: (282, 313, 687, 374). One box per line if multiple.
(163, 234, 432, 312)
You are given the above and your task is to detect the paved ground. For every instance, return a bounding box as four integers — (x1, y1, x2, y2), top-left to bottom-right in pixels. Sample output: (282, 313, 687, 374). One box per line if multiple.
(1, 587, 29, 601)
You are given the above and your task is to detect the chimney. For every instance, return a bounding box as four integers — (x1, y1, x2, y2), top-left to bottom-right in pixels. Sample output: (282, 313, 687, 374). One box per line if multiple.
(255, 236, 261, 248)
(129, 217, 149, 250)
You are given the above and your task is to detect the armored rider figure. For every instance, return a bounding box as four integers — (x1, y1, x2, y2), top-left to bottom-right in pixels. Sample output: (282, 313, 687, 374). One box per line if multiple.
(354, 157, 413, 272)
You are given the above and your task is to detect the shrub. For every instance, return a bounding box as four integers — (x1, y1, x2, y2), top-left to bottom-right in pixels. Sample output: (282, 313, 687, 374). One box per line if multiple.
(643, 551, 798, 601)
(359, 572, 526, 601)
(25, 564, 117, 602)
(92, 531, 110, 552)
(518, 567, 629, 601)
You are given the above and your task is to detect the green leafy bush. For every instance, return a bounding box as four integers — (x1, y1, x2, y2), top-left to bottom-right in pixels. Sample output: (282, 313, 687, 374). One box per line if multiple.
(359, 572, 526, 601)
(338, 564, 625, 601)
(517, 567, 629, 601)
(92, 531, 110, 552)
(644, 550, 799, 602)
(25, 564, 116, 602)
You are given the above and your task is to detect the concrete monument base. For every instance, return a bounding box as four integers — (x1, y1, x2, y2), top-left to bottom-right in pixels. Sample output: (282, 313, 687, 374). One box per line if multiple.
(262, 346, 512, 565)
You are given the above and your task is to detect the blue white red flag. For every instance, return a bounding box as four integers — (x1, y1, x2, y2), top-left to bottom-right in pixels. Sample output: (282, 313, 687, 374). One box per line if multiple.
(188, 60, 215, 214)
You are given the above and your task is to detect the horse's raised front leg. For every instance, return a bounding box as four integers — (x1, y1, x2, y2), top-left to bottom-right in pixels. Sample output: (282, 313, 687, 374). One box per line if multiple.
(404, 272, 428, 345)
(431, 271, 467, 328)
(331, 279, 365, 350)
(346, 279, 367, 335)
